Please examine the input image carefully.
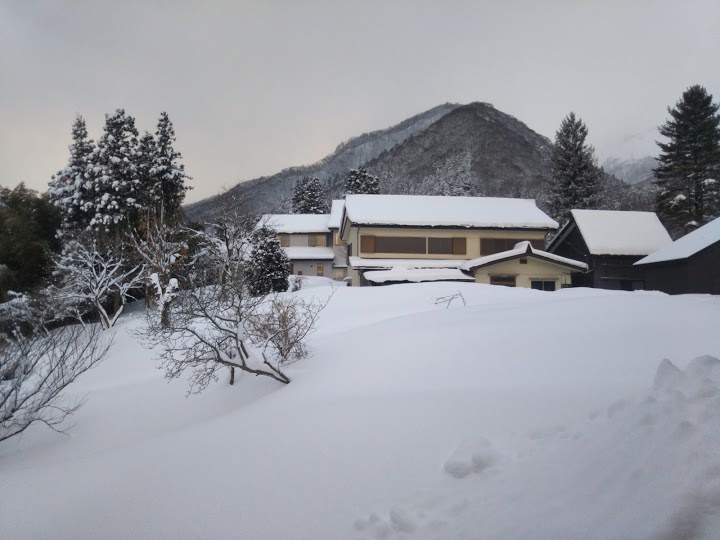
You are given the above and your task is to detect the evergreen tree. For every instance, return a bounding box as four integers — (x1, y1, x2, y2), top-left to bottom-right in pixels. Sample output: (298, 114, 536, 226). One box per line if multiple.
(345, 167, 380, 195)
(48, 116, 95, 230)
(152, 112, 191, 224)
(136, 131, 158, 229)
(547, 112, 601, 224)
(245, 226, 290, 296)
(292, 176, 327, 213)
(89, 109, 142, 231)
(0, 184, 62, 298)
(654, 85, 720, 237)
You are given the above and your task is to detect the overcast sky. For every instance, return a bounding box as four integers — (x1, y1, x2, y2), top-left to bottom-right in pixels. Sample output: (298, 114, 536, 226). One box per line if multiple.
(1, 0, 718, 202)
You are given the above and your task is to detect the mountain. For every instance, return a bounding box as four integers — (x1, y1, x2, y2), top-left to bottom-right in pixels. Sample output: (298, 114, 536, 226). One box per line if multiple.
(185, 102, 650, 223)
(361, 102, 553, 199)
(603, 156, 657, 188)
(184, 103, 460, 221)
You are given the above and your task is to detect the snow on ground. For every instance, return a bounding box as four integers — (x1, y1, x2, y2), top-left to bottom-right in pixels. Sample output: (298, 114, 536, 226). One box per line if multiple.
(1, 282, 719, 539)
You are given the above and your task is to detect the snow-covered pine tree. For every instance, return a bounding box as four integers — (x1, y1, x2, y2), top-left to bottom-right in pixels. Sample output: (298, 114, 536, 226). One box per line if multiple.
(292, 176, 327, 213)
(547, 112, 601, 225)
(245, 225, 290, 296)
(654, 85, 720, 237)
(136, 131, 158, 231)
(48, 116, 95, 231)
(345, 167, 380, 195)
(89, 109, 142, 231)
(153, 112, 191, 225)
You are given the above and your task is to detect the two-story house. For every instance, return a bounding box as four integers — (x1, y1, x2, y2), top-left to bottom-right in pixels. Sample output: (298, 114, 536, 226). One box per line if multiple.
(261, 204, 348, 280)
(339, 194, 587, 288)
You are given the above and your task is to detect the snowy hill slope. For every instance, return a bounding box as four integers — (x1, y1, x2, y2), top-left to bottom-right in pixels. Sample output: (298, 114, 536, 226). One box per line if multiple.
(1, 283, 719, 538)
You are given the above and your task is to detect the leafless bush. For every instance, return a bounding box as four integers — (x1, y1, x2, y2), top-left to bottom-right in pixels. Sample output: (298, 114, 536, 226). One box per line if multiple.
(0, 315, 112, 443)
(247, 292, 331, 366)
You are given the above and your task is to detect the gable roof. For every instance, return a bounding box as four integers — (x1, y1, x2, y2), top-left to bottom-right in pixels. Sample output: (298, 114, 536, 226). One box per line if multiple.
(259, 214, 330, 234)
(460, 241, 588, 272)
(343, 195, 558, 230)
(327, 200, 345, 229)
(635, 217, 720, 265)
(565, 209, 672, 256)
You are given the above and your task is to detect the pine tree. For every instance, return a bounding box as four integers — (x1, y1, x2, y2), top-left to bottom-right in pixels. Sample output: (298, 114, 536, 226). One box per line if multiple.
(345, 167, 380, 195)
(654, 85, 720, 237)
(153, 112, 191, 224)
(245, 226, 290, 296)
(89, 109, 142, 231)
(48, 116, 95, 230)
(136, 131, 158, 229)
(547, 112, 601, 224)
(292, 177, 327, 213)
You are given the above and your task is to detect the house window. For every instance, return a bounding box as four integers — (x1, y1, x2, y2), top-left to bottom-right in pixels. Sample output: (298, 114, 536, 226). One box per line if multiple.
(531, 280, 556, 291)
(278, 234, 290, 247)
(490, 275, 516, 287)
(520, 258, 528, 264)
(363, 236, 426, 254)
(480, 238, 544, 255)
(481, 238, 515, 255)
(317, 263, 324, 276)
(308, 234, 327, 247)
(427, 237, 467, 255)
(428, 237, 452, 254)
(290, 264, 294, 274)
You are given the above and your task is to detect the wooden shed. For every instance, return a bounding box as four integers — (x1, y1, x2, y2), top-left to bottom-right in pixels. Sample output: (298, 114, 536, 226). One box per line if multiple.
(547, 210, 672, 290)
(634, 217, 720, 295)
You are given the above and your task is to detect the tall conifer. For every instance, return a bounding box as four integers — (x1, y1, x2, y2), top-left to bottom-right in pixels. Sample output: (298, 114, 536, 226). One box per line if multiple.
(654, 85, 720, 237)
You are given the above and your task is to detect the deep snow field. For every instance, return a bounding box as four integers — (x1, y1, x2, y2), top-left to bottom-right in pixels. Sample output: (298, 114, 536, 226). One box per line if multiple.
(2, 280, 720, 539)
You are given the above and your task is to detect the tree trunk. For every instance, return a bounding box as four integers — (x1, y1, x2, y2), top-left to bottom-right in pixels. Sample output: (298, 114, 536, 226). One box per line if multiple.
(160, 301, 171, 328)
(229, 366, 235, 385)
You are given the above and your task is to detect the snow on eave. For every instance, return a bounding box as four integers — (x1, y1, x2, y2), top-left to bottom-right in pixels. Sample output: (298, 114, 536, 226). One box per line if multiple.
(258, 214, 331, 234)
(349, 256, 464, 270)
(570, 209, 672, 256)
(635, 217, 720, 265)
(343, 194, 559, 230)
(363, 267, 475, 284)
(460, 241, 588, 272)
(283, 247, 335, 261)
(327, 200, 345, 230)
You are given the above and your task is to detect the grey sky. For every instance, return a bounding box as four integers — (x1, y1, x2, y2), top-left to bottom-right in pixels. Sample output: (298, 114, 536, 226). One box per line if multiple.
(1, 0, 718, 202)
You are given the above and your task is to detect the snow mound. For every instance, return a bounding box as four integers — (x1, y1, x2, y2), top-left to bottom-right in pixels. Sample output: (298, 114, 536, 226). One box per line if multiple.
(442, 438, 499, 479)
(354, 355, 720, 539)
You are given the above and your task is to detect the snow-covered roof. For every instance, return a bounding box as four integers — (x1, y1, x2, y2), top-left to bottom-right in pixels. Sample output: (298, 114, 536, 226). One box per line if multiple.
(343, 195, 558, 230)
(460, 241, 588, 272)
(569, 209, 672, 256)
(635, 217, 720, 265)
(260, 214, 330, 234)
(283, 247, 335, 261)
(363, 268, 474, 284)
(349, 256, 464, 270)
(328, 200, 345, 229)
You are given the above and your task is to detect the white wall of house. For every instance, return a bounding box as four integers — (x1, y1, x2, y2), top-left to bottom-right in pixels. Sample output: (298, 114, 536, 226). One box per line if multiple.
(472, 257, 576, 289)
(289, 260, 330, 277)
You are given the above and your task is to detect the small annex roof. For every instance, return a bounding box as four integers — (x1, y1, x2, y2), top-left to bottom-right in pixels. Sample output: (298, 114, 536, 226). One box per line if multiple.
(343, 194, 558, 230)
(568, 209, 672, 256)
(260, 214, 330, 234)
(460, 241, 588, 272)
(363, 267, 474, 284)
(635, 217, 720, 265)
(328, 200, 345, 229)
(349, 256, 464, 270)
(283, 247, 335, 261)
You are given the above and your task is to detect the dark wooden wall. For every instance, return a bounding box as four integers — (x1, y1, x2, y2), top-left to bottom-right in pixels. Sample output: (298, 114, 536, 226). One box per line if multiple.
(643, 241, 720, 294)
